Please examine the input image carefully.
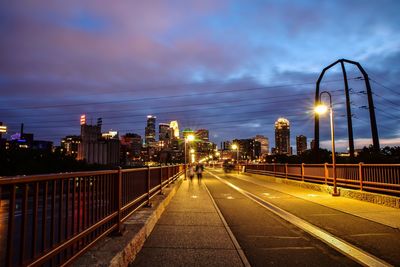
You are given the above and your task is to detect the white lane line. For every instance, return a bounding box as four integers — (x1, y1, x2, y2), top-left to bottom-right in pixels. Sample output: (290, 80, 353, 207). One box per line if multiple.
(203, 181, 251, 267)
(207, 170, 392, 267)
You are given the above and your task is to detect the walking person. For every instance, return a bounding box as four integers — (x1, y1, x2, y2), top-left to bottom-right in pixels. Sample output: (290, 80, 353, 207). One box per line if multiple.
(188, 164, 195, 181)
(195, 163, 203, 180)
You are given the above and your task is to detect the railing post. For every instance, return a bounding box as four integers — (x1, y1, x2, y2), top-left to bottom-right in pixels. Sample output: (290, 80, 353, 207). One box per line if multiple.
(285, 163, 288, 179)
(301, 163, 305, 182)
(273, 163, 276, 177)
(116, 167, 123, 234)
(159, 166, 164, 195)
(324, 163, 328, 184)
(146, 166, 152, 207)
(359, 162, 363, 191)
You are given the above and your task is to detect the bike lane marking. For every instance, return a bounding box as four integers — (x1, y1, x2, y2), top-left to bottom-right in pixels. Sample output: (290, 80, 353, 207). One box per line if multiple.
(207, 170, 392, 267)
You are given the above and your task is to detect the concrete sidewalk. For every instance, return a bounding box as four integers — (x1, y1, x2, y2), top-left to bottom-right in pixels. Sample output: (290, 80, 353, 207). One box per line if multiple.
(227, 170, 400, 229)
(131, 178, 247, 267)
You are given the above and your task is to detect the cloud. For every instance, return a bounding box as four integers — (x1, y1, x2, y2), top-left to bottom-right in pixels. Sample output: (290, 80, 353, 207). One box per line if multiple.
(0, 1, 399, 147)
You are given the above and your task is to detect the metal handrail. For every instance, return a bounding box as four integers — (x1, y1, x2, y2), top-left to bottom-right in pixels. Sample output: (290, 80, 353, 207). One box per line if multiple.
(245, 163, 400, 195)
(0, 164, 184, 267)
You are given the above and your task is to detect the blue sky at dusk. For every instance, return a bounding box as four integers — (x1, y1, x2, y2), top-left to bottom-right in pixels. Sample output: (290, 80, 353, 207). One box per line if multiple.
(1, 0, 400, 151)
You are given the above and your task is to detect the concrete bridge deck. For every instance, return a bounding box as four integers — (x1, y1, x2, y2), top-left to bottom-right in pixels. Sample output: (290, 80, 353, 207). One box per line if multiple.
(76, 168, 400, 266)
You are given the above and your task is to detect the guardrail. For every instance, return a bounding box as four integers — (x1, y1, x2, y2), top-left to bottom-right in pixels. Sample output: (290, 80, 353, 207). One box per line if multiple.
(0, 165, 183, 267)
(245, 163, 400, 194)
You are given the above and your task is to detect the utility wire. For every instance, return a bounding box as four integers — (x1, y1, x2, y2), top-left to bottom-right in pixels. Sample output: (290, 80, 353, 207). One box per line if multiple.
(0, 79, 351, 111)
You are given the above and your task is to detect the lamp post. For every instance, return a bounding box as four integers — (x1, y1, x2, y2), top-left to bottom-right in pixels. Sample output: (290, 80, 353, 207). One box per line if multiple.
(184, 134, 195, 180)
(231, 144, 239, 174)
(315, 91, 339, 196)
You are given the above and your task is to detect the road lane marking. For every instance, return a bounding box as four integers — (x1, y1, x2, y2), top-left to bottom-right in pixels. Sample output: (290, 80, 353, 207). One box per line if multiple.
(207, 170, 393, 267)
(202, 181, 251, 267)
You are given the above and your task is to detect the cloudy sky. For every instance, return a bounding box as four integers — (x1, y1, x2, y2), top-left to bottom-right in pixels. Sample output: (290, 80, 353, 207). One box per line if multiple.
(1, 0, 399, 151)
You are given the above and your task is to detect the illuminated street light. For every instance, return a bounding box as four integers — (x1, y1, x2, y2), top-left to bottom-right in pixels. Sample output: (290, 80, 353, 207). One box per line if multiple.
(231, 144, 239, 174)
(315, 91, 339, 196)
(184, 134, 195, 180)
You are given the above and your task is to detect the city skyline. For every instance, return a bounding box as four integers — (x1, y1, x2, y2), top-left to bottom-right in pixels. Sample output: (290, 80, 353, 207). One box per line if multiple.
(1, 1, 400, 151)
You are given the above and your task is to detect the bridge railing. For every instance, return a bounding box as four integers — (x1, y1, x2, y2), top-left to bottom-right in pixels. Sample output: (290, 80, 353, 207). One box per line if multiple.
(245, 163, 400, 194)
(0, 165, 183, 267)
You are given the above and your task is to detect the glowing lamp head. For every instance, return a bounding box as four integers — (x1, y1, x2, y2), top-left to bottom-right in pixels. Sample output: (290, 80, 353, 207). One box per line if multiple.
(231, 144, 238, 150)
(186, 134, 195, 142)
(190, 149, 195, 153)
(314, 104, 328, 115)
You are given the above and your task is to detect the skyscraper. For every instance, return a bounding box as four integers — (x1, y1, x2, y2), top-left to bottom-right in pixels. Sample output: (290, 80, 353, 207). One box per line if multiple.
(254, 135, 269, 157)
(145, 115, 156, 145)
(159, 123, 171, 141)
(274, 117, 291, 155)
(296, 135, 307, 155)
(169, 120, 180, 139)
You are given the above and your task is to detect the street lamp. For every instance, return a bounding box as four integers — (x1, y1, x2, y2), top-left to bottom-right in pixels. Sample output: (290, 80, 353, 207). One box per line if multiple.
(315, 91, 339, 196)
(184, 134, 195, 180)
(231, 144, 239, 174)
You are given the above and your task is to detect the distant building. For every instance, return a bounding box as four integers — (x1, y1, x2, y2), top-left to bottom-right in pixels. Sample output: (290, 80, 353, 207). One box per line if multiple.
(169, 120, 180, 139)
(145, 115, 156, 145)
(0, 122, 6, 141)
(61, 135, 81, 157)
(195, 129, 209, 141)
(221, 141, 232, 151)
(77, 117, 120, 166)
(32, 140, 53, 152)
(274, 118, 291, 155)
(296, 135, 307, 155)
(120, 133, 142, 165)
(232, 139, 260, 161)
(254, 135, 269, 156)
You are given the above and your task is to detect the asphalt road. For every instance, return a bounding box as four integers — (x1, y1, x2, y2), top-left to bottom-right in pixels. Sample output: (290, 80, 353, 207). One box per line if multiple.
(203, 169, 400, 266)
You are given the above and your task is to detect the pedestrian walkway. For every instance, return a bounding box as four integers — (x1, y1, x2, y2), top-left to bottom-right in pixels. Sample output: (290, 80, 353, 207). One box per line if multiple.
(131, 178, 247, 267)
(227, 170, 400, 229)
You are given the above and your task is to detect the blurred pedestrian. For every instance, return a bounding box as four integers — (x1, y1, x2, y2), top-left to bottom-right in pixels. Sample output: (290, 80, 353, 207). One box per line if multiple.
(188, 164, 195, 180)
(195, 163, 203, 180)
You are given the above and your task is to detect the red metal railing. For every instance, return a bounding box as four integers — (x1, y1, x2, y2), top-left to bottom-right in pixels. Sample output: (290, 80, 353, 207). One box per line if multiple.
(0, 165, 183, 267)
(245, 163, 400, 194)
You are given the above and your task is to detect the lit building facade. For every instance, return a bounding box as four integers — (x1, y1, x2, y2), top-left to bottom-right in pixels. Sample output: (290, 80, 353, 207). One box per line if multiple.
(274, 117, 291, 155)
(232, 139, 261, 161)
(169, 120, 180, 139)
(254, 135, 269, 157)
(145, 115, 156, 145)
(61, 135, 81, 157)
(77, 116, 120, 166)
(296, 135, 307, 155)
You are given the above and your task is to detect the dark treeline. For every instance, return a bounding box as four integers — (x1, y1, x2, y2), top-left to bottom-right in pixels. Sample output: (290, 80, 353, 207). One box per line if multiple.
(0, 149, 114, 177)
(266, 145, 400, 164)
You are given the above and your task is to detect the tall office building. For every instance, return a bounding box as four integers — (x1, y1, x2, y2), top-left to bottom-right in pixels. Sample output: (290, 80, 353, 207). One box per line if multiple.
(145, 115, 156, 145)
(296, 135, 307, 155)
(0, 122, 6, 149)
(169, 121, 180, 139)
(274, 117, 291, 155)
(159, 123, 171, 141)
(195, 129, 209, 141)
(232, 139, 260, 160)
(254, 135, 269, 156)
